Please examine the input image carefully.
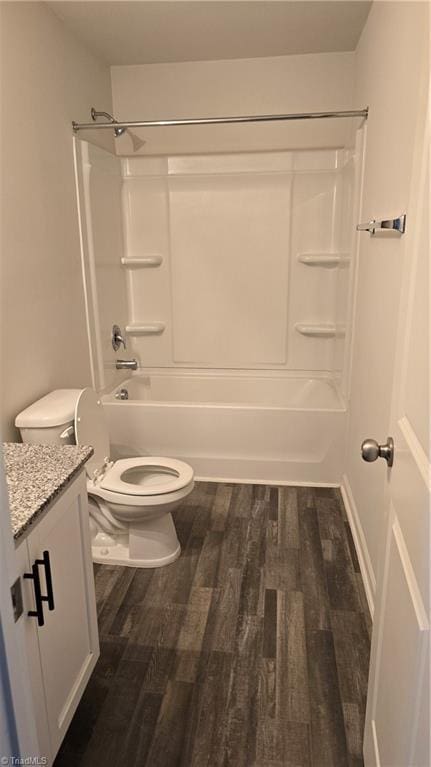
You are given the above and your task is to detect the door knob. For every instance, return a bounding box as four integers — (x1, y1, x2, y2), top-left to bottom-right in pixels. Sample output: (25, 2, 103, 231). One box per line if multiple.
(361, 437, 394, 467)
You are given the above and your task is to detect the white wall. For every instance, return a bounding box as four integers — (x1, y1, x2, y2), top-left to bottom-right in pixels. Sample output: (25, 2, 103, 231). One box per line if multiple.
(343, 1, 429, 604)
(0, 2, 114, 441)
(111, 52, 356, 155)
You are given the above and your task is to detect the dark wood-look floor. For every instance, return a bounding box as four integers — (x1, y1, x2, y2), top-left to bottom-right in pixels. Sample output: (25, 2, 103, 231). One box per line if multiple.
(54, 483, 371, 767)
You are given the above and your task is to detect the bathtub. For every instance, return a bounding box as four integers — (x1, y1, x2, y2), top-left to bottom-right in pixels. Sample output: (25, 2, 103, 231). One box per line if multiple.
(103, 373, 346, 485)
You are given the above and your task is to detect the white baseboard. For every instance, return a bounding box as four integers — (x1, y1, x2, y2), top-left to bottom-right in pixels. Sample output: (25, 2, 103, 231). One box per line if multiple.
(341, 473, 376, 619)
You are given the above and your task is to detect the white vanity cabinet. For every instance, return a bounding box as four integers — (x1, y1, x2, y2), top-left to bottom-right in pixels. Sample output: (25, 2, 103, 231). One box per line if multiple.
(15, 470, 99, 765)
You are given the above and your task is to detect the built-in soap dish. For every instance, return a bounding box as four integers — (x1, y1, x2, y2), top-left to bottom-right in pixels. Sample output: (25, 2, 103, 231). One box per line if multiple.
(126, 322, 165, 336)
(121, 255, 163, 267)
(295, 323, 336, 338)
(297, 253, 350, 268)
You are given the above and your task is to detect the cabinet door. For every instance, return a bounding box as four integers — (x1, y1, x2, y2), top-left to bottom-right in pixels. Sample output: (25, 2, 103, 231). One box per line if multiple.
(26, 471, 99, 759)
(15, 540, 51, 762)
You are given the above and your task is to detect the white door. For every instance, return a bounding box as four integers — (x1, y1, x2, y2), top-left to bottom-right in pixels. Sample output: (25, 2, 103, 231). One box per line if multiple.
(363, 85, 430, 766)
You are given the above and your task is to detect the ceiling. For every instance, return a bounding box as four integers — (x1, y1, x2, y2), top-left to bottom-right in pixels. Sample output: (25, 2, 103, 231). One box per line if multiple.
(48, 1, 372, 66)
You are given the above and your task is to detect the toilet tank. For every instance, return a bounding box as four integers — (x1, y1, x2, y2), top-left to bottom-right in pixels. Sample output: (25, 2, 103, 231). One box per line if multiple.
(15, 389, 81, 446)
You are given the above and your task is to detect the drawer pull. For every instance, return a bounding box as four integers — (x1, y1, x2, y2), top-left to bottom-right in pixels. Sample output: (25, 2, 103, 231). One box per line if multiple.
(24, 550, 55, 627)
(37, 550, 55, 612)
(24, 563, 45, 626)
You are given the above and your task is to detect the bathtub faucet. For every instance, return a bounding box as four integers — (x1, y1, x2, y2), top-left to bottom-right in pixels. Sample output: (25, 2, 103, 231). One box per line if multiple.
(116, 359, 138, 371)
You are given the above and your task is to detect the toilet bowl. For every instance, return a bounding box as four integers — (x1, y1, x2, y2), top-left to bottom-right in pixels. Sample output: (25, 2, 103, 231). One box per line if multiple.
(15, 388, 195, 568)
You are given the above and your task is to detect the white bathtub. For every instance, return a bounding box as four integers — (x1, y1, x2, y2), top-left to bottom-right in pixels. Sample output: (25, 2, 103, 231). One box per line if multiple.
(103, 373, 346, 485)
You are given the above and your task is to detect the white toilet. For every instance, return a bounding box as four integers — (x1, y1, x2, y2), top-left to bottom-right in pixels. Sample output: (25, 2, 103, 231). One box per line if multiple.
(15, 388, 194, 568)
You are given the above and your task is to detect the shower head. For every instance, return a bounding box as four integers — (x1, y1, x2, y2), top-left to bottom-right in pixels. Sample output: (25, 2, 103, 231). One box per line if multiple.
(90, 107, 145, 150)
(130, 132, 146, 151)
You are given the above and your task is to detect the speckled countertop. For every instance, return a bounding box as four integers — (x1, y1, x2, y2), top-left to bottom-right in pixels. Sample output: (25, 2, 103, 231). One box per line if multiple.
(3, 443, 94, 541)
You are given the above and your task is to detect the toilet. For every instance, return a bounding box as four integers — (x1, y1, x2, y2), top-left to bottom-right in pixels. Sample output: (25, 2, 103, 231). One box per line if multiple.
(15, 388, 194, 568)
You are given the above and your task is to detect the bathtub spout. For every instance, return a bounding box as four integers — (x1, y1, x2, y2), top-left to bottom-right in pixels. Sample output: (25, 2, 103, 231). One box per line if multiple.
(116, 359, 138, 370)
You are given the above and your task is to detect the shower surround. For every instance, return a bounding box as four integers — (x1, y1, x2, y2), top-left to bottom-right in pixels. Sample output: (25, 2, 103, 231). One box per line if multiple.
(76, 138, 362, 484)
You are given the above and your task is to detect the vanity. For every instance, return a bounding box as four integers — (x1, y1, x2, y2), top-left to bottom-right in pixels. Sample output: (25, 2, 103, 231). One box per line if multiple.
(4, 443, 99, 765)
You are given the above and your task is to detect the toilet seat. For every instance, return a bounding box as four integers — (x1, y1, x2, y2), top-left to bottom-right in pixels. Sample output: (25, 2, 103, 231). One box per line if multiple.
(88, 478, 195, 508)
(98, 456, 194, 496)
(75, 389, 194, 505)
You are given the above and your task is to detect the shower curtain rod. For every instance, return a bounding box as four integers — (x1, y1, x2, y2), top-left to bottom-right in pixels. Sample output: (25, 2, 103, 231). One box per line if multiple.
(72, 108, 368, 132)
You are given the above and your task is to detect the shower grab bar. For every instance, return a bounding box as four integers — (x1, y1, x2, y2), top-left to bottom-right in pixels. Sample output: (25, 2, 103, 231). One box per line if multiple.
(357, 214, 406, 236)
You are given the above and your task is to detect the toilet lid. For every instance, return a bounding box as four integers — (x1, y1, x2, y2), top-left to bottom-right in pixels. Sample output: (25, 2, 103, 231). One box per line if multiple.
(99, 456, 194, 496)
(74, 388, 110, 478)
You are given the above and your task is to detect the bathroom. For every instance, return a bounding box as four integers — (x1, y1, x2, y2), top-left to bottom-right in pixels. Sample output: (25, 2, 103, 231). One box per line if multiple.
(0, 1, 429, 765)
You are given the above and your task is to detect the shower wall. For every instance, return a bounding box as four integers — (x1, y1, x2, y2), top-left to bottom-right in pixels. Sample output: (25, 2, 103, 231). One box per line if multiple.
(121, 147, 356, 381)
(333, 138, 363, 398)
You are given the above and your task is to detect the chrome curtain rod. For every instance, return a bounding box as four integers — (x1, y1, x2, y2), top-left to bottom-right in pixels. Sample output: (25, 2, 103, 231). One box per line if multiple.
(72, 108, 368, 132)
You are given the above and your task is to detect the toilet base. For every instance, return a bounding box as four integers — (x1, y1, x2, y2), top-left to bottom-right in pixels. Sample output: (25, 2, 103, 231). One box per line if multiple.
(91, 512, 181, 568)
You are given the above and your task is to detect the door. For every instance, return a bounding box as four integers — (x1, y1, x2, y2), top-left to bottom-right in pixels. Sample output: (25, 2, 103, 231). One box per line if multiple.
(363, 85, 430, 766)
(25, 473, 99, 759)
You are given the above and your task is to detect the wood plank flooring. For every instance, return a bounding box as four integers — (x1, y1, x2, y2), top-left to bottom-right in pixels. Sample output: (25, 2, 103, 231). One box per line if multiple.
(54, 482, 371, 767)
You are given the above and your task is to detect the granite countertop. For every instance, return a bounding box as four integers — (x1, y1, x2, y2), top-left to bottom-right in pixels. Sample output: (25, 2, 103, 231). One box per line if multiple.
(3, 443, 94, 541)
